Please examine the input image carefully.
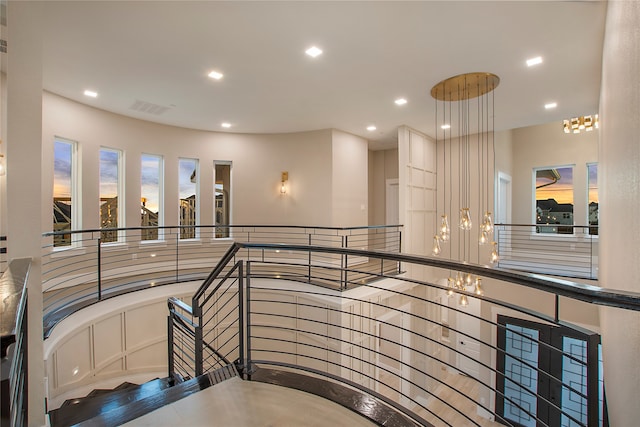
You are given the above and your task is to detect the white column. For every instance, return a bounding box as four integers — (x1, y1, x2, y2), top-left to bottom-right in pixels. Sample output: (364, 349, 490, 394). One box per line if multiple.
(6, 1, 45, 425)
(599, 1, 640, 425)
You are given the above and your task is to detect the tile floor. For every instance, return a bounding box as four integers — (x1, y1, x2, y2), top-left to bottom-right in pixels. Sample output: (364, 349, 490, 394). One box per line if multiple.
(122, 378, 377, 427)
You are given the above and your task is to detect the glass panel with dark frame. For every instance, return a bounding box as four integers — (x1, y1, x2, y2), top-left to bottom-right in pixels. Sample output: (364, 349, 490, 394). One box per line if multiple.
(99, 148, 121, 243)
(535, 166, 574, 234)
(214, 162, 231, 238)
(53, 139, 75, 247)
(179, 158, 198, 239)
(496, 315, 607, 427)
(587, 163, 598, 236)
(141, 154, 162, 241)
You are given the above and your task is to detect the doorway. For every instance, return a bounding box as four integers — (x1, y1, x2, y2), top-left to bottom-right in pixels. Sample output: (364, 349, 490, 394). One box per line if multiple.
(496, 315, 605, 427)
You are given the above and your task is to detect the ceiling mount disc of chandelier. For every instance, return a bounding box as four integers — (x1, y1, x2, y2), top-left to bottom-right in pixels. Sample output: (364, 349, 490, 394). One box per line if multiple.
(430, 72, 500, 101)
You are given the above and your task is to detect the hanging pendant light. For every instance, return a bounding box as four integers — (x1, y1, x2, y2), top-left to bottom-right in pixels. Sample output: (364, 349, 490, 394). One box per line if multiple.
(459, 295, 469, 307)
(483, 211, 494, 232)
(431, 235, 442, 256)
(490, 241, 499, 264)
(431, 72, 499, 265)
(439, 214, 450, 241)
(479, 229, 489, 245)
(459, 208, 472, 230)
(447, 276, 455, 297)
(474, 277, 484, 296)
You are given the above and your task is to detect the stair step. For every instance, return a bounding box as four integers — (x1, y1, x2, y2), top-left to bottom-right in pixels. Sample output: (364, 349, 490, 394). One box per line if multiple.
(114, 381, 138, 391)
(49, 378, 171, 427)
(70, 365, 239, 427)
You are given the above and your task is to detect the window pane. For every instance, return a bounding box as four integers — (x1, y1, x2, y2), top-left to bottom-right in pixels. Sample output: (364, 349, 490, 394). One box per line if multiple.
(214, 162, 231, 238)
(179, 158, 198, 239)
(141, 154, 161, 240)
(53, 140, 74, 247)
(535, 166, 574, 234)
(504, 324, 540, 427)
(100, 148, 121, 243)
(588, 164, 598, 235)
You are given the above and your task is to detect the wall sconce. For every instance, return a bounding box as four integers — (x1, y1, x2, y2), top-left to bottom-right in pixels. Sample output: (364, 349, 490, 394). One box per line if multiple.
(280, 171, 288, 195)
(0, 140, 5, 176)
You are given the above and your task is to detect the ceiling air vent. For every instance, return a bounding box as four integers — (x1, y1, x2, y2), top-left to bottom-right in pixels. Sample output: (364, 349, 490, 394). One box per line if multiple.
(129, 100, 170, 116)
(0, 39, 6, 54)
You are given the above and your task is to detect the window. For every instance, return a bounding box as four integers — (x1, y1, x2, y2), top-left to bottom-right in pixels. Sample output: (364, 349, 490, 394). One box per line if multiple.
(588, 163, 598, 235)
(214, 161, 231, 238)
(53, 138, 78, 247)
(141, 154, 162, 240)
(179, 158, 198, 239)
(535, 166, 574, 234)
(100, 148, 122, 243)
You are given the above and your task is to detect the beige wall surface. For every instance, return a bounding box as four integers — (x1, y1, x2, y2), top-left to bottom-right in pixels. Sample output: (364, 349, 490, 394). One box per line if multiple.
(42, 93, 346, 230)
(368, 148, 398, 226)
(511, 121, 598, 225)
(598, 1, 640, 425)
(331, 129, 369, 227)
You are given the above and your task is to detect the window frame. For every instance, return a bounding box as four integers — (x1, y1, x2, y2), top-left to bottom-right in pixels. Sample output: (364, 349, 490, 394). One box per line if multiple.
(99, 147, 124, 244)
(533, 164, 575, 236)
(140, 153, 164, 241)
(53, 137, 81, 249)
(178, 157, 200, 240)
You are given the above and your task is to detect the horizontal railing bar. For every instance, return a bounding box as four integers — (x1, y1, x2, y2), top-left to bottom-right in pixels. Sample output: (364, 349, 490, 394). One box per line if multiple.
(42, 224, 403, 237)
(237, 242, 638, 312)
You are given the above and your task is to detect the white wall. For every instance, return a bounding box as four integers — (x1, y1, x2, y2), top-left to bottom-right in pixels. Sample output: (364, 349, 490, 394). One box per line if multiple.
(42, 93, 366, 231)
(331, 129, 369, 227)
(598, 1, 640, 425)
(398, 126, 436, 258)
(511, 121, 598, 225)
(368, 148, 398, 226)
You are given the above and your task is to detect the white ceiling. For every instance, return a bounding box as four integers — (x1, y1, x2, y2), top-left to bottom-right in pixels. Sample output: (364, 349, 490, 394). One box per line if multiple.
(34, 1, 606, 150)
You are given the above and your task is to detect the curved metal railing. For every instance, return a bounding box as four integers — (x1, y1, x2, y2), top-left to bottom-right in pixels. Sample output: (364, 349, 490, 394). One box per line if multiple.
(41, 224, 402, 337)
(167, 241, 635, 427)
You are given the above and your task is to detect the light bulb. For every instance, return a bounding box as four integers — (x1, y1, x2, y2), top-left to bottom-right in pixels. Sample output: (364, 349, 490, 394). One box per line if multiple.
(483, 212, 493, 232)
(455, 272, 464, 289)
(447, 276, 455, 297)
(431, 235, 442, 256)
(439, 214, 450, 242)
(479, 229, 489, 245)
(474, 277, 484, 296)
(459, 295, 469, 307)
(459, 208, 472, 230)
(490, 242, 499, 264)
(465, 273, 473, 287)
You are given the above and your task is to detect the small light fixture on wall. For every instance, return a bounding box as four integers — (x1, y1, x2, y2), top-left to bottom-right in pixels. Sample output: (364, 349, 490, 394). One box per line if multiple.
(280, 171, 288, 195)
(0, 139, 5, 176)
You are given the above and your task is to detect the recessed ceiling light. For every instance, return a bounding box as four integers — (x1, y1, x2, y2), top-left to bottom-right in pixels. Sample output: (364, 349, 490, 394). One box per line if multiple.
(441, 124, 451, 130)
(395, 98, 407, 106)
(207, 70, 224, 80)
(221, 122, 232, 128)
(545, 102, 557, 109)
(526, 56, 543, 67)
(84, 90, 98, 98)
(367, 125, 377, 131)
(305, 46, 323, 58)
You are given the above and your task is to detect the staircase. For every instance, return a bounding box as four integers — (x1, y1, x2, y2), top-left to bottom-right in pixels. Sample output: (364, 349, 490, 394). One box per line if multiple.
(48, 364, 238, 427)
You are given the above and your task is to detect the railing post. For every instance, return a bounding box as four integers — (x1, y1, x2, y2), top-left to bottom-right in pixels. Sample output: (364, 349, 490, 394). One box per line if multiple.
(97, 236, 102, 300)
(343, 235, 348, 290)
(175, 230, 179, 283)
(167, 311, 175, 383)
(398, 229, 402, 274)
(308, 233, 312, 283)
(238, 261, 245, 372)
(194, 305, 203, 377)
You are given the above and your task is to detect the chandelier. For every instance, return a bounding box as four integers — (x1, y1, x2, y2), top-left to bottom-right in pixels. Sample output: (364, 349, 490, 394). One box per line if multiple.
(563, 115, 598, 134)
(430, 72, 500, 301)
